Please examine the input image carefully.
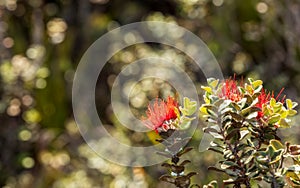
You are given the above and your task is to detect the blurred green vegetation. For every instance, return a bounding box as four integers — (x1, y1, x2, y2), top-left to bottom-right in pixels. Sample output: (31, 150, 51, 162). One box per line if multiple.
(0, 0, 300, 187)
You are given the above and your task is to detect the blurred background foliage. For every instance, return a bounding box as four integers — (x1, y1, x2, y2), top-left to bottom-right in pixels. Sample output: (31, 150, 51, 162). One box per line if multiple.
(0, 0, 300, 187)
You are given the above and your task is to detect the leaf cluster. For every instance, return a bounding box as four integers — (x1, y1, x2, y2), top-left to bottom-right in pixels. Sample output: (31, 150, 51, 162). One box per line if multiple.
(200, 78, 300, 187)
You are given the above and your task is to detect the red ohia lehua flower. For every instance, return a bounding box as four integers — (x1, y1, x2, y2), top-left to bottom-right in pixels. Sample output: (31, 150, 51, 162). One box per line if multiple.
(142, 96, 179, 133)
(256, 89, 271, 119)
(256, 88, 285, 119)
(220, 77, 243, 102)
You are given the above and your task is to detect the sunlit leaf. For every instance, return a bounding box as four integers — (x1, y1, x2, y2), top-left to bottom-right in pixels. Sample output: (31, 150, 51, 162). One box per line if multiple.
(278, 118, 290, 128)
(288, 109, 297, 116)
(286, 99, 293, 109)
(199, 105, 208, 114)
(268, 114, 280, 124)
(201, 86, 212, 93)
(207, 78, 219, 88)
(221, 161, 239, 169)
(252, 80, 263, 89)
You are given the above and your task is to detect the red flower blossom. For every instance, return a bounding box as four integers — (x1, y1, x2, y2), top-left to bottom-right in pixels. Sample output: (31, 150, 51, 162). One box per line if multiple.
(256, 89, 271, 119)
(143, 96, 179, 133)
(256, 88, 285, 119)
(220, 78, 242, 102)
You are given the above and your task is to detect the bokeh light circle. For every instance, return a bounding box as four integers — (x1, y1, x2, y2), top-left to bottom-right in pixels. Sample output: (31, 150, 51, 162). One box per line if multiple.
(111, 56, 199, 132)
(72, 21, 224, 166)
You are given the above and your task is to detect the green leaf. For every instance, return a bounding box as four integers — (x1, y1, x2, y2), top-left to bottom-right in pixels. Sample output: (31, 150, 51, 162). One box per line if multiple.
(246, 112, 258, 120)
(249, 177, 262, 188)
(258, 163, 270, 170)
(219, 100, 231, 111)
(241, 106, 252, 115)
(210, 132, 224, 139)
(244, 155, 254, 164)
(179, 116, 195, 129)
(262, 175, 273, 183)
(227, 112, 243, 122)
(237, 98, 247, 109)
(230, 102, 241, 111)
(246, 84, 254, 94)
(239, 86, 246, 94)
(270, 139, 284, 150)
(270, 149, 284, 164)
(273, 103, 283, 113)
(203, 127, 219, 134)
(249, 171, 261, 179)
(203, 180, 218, 188)
(256, 156, 269, 164)
(270, 98, 276, 107)
(185, 97, 197, 115)
(207, 118, 217, 123)
(210, 141, 224, 149)
(224, 169, 239, 176)
(223, 178, 239, 184)
(200, 105, 208, 114)
(225, 128, 240, 140)
(280, 110, 288, 118)
(254, 85, 263, 93)
(247, 139, 255, 148)
(240, 130, 249, 140)
(220, 107, 233, 115)
(264, 133, 276, 140)
(278, 118, 290, 128)
(207, 109, 218, 118)
(268, 114, 281, 124)
(264, 145, 284, 164)
(213, 98, 225, 106)
(251, 97, 259, 106)
(293, 101, 298, 109)
(241, 106, 261, 116)
(286, 99, 293, 109)
(201, 86, 212, 93)
(288, 109, 297, 116)
(252, 80, 263, 89)
(207, 78, 219, 88)
(243, 94, 253, 104)
(208, 147, 223, 154)
(221, 161, 239, 169)
(224, 150, 234, 159)
(287, 165, 300, 172)
(237, 143, 248, 151)
(202, 104, 217, 112)
(204, 95, 211, 104)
